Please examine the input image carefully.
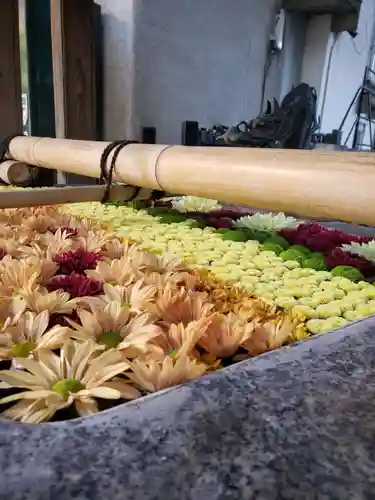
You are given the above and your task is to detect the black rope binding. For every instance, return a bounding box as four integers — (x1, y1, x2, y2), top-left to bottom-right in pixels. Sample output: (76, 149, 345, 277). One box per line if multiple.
(0, 134, 22, 186)
(99, 140, 141, 203)
(0, 134, 21, 164)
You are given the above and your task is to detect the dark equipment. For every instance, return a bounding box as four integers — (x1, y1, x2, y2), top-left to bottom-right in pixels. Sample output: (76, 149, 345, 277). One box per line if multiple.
(338, 65, 375, 151)
(182, 83, 318, 149)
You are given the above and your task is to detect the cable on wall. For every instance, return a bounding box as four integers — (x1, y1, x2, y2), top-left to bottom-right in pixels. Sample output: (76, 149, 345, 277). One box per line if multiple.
(319, 33, 339, 126)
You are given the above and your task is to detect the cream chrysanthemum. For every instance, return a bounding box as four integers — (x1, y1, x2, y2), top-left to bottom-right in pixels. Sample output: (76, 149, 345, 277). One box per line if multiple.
(126, 353, 209, 393)
(85, 257, 140, 286)
(65, 301, 161, 355)
(0, 340, 139, 423)
(0, 310, 72, 361)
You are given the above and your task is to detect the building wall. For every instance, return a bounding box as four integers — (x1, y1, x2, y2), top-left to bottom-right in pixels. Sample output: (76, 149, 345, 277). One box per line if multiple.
(97, 0, 306, 144)
(134, 0, 282, 144)
(299, 0, 375, 148)
(320, 0, 375, 147)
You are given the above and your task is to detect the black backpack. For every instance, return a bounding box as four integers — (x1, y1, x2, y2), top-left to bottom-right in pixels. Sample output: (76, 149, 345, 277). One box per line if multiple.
(219, 83, 318, 149)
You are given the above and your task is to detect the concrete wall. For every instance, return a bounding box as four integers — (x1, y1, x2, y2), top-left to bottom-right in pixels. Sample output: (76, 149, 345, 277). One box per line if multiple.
(278, 11, 308, 100)
(97, 0, 306, 144)
(96, 0, 136, 139)
(300, 14, 332, 116)
(134, 0, 280, 144)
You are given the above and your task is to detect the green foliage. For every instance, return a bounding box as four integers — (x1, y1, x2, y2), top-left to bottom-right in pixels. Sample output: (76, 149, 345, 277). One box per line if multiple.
(279, 249, 306, 264)
(331, 266, 364, 283)
(289, 244, 311, 256)
(241, 228, 272, 243)
(263, 234, 289, 250)
(261, 243, 284, 255)
(302, 257, 328, 271)
(157, 213, 187, 224)
(221, 230, 249, 242)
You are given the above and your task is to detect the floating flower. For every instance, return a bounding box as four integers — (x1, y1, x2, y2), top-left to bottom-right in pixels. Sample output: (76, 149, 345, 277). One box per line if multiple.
(149, 318, 212, 361)
(342, 240, 375, 263)
(97, 280, 158, 312)
(20, 287, 80, 315)
(150, 285, 214, 326)
(143, 270, 199, 290)
(0, 340, 139, 423)
(242, 315, 297, 356)
(85, 258, 139, 286)
(0, 256, 41, 294)
(235, 212, 300, 232)
(132, 251, 189, 275)
(126, 353, 209, 393)
(171, 196, 221, 213)
(65, 302, 161, 355)
(0, 311, 71, 361)
(198, 313, 255, 362)
(325, 248, 375, 276)
(47, 273, 103, 297)
(54, 248, 103, 275)
(75, 229, 116, 253)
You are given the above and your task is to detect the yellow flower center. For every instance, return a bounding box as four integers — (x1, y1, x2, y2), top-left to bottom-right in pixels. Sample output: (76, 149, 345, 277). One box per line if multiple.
(52, 379, 85, 400)
(98, 331, 122, 349)
(12, 341, 37, 358)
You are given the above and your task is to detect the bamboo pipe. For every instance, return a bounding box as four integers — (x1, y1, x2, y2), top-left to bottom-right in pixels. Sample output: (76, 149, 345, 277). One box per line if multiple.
(6, 135, 375, 226)
(0, 184, 140, 209)
(0, 160, 36, 186)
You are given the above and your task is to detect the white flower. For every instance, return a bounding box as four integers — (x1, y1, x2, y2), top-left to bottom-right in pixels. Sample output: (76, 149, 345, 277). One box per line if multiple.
(342, 241, 375, 262)
(171, 196, 221, 213)
(235, 212, 300, 232)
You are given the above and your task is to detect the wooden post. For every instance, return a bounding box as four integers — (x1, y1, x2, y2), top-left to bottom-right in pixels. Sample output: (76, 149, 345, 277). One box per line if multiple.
(50, 0, 97, 185)
(0, 0, 22, 138)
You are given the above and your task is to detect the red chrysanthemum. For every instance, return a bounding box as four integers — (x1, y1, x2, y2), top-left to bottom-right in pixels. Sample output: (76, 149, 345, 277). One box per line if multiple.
(325, 248, 375, 277)
(47, 272, 103, 297)
(280, 223, 374, 255)
(49, 310, 80, 328)
(54, 248, 103, 275)
(206, 217, 233, 229)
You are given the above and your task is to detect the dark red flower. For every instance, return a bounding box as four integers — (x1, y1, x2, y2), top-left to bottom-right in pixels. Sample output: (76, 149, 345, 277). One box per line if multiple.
(54, 248, 103, 275)
(325, 248, 375, 277)
(206, 217, 233, 229)
(280, 222, 375, 256)
(49, 310, 80, 328)
(47, 273, 103, 297)
(305, 234, 338, 253)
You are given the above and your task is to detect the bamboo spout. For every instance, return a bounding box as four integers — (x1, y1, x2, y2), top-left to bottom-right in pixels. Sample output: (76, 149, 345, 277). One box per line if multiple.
(6, 135, 375, 226)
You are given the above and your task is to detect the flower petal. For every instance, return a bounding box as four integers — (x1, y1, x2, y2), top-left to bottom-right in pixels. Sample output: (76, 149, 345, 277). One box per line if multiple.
(84, 386, 122, 399)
